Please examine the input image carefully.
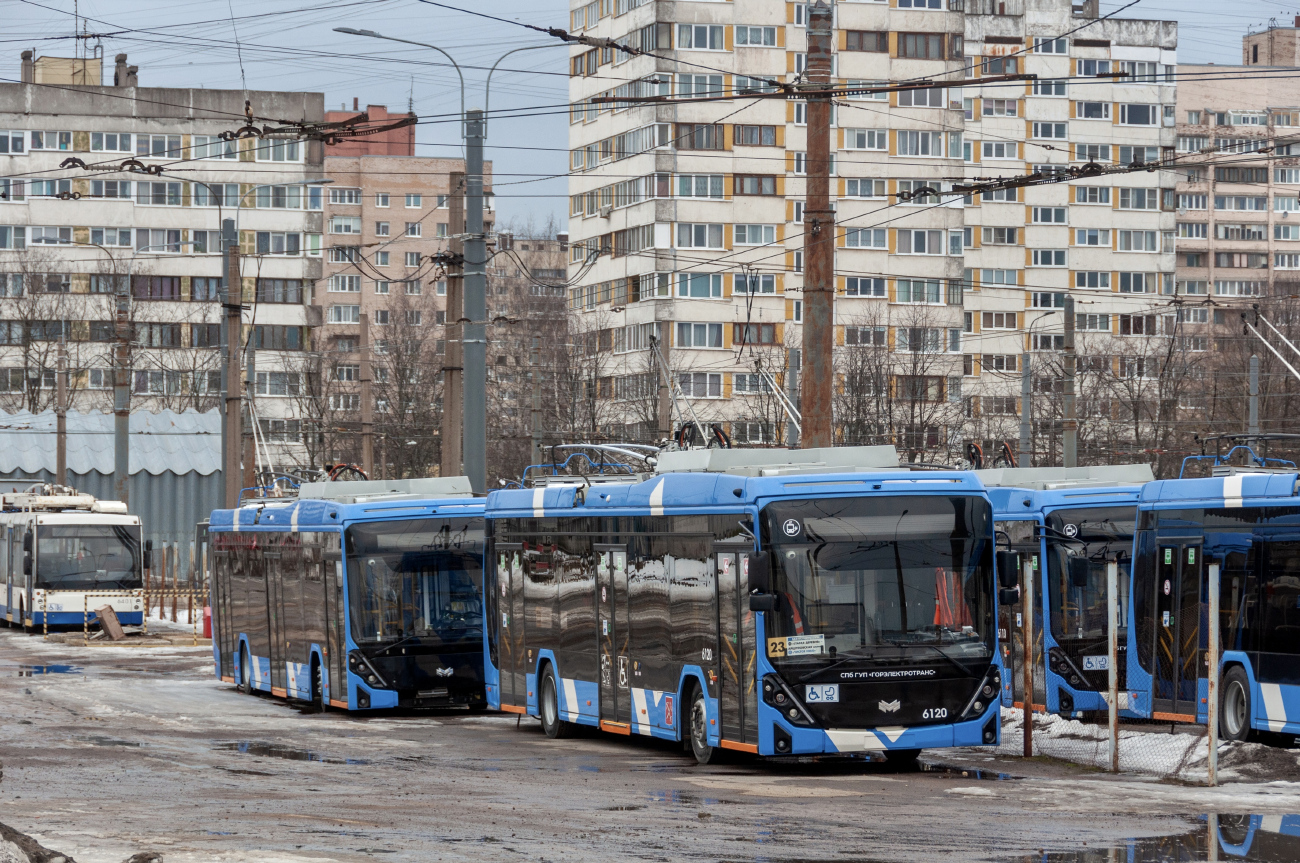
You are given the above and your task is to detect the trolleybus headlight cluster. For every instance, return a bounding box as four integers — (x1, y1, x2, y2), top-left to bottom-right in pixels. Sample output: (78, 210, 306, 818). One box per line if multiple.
(1047, 646, 1088, 690)
(762, 674, 816, 727)
(960, 665, 1002, 723)
(348, 650, 389, 689)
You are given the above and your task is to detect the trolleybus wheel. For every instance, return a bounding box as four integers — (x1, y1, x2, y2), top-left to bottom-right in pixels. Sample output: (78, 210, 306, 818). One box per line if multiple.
(1220, 666, 1253, 742)
(239, 644, 252, 694)
(312, 658, 326, 712)
(884, 748, 921, 770)
(539, 665, 573, 739)
(689, 685, 716, 765)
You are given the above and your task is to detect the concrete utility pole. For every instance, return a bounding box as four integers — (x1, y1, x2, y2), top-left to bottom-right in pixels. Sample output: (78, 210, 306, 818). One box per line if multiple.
(440, 172, 465, 480)
(530, 335, 542, 467)
(56, 339, 67, 486)
(1061, 295, 1077, 468)
(463, 109, 488, 493)
(359, 312, 373, 476)
(1249, 354, 1260, 436)
(113, 250, 132, 506)
(223, 220, 243, 509)
(786, 348, 801, 448)
(799, 0, 835, 449)
(657, 335, 672, 440)
(1019, 353, 1032, 468)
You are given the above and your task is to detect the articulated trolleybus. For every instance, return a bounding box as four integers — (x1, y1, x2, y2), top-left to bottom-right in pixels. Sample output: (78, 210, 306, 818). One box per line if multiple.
(209, 477, 486, 711)
(0, 485, 143, 629)
(1127, 468, 1300, 741)
(976, 465, 1152, 717)
(485, 446, 1004, 763)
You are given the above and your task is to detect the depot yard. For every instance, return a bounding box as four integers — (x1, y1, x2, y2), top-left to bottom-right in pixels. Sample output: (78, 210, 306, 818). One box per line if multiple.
(0, 628, 1297, 863)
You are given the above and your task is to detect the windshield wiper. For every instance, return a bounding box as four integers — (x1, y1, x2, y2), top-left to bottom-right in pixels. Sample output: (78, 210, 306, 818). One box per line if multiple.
(371, 634, 427, 656)
(883, 639, 974, 677)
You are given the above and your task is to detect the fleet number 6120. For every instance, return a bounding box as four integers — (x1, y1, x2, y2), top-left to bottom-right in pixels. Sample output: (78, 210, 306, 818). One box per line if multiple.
(922, 707, 948, 719)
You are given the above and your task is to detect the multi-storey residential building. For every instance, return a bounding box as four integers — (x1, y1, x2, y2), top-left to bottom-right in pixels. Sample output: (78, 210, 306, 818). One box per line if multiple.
(964, 0, 1177, 464)
(309, 119, 492, 475)
(1173, 62, 1300, 307)
(1243, 17, 1300, 66)
(567, 0, 967, 450)
(0, 52, 323, 467)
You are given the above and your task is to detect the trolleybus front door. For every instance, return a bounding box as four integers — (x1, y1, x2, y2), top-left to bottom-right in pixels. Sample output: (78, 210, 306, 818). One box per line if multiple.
(714, 544, 755, 746)
(324, 542, 346, 703)
(264, 547, 287, 692)
(1153, 542, 1203, 717)
(596, 545, 630, 725)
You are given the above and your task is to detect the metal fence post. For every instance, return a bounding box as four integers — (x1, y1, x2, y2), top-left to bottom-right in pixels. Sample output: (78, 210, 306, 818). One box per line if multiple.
(1107, 558, 1119, 773)
(84, 595, 89, 646)
(1022, 556, 1035, 757)
(1207, 561, 1221, 787)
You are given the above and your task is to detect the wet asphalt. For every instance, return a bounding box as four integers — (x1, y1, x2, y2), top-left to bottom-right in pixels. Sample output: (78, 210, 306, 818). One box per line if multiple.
(0, 626, 1297, 863)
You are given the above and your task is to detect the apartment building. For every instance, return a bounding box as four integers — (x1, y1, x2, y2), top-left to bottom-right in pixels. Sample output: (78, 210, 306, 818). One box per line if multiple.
(0, 52, 323, 467)
(1172, 62, 1300, 310)
(567, 0, 967, 448)
(964, 0, 1177, 460)
(312, 119, 493, 472)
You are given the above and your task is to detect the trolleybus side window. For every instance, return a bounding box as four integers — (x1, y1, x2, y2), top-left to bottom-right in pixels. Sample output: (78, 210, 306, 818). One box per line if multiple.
(1261, 540, 1300, 657)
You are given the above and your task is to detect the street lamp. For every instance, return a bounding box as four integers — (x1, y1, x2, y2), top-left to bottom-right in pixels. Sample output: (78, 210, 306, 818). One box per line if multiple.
(333, 26, 558, 494)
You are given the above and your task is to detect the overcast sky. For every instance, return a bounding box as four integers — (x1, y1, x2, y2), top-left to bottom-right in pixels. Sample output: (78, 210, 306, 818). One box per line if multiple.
(3, 0, 1292, 230)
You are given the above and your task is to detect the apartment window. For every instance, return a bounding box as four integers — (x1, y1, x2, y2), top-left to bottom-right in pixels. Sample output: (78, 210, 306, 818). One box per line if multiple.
(982, 56, 1018, 75)
(734, 175, 776, 195)
(405, 193, 422, 208)
(0, 226, 25, 249)
(897, 131, 944, 157)
(846, 277, 885, 297)
(982, 142, 1016, 160)
(845, 228, 887, 249)
(845, 326, 886, 347)
(132, 134, 179, 157)
(375, 281, 390, 294)
(1032, 122, 1067, 139)
(899, 87, 944, 109)
(255, 279, 303, 304)
(329, 275, 362, 292)
(845, 178, 886, 198)
(1075, 229, 1109, 246)
(733, 274, 776, 294)
(1075, 186, 1111, 205)
(405, 222, 422, 238)
(981, 312, 1017, 330)
(733, 323, 778, 346)
(402, 310, 422, 326)
(676, 322, 723, 348)
(374, 310, 390, 325)
(375, 250, 390, 266)
(330, 188, 362, 205)
(437, 224, 448, 238)
(897, 279, 942, 304)
(131, 276, 181, 301)
(734, 125, 776, 146)
(1216, 252, 1269, 269)
(677, 223, 724, 248)
(899, 229, 944, 255)
(735, 25, 777, 46)
(1033, 80, 1067, 97)
(89, 227, 132, 247)
(792, 153, 837, 175)
(980, 269, 1018, 286)
(135, 323, 183, 348)
(1217, 195, 1267, 211)
(896, 328, 943, 354)
(1178, 223, 1209, 239)
(1118, 188, 1158, 210)
(1032, 249, 1066, 267)
(1120, 145, 1161, 164)
(982, 227, 1019, 245)
(403, 251, 420, 268)
(677, 24, 723, 50)
(1117, 230, 1157, 252)
(845, 30, 887, 52)
(898, 33, 945, 60)
(192, 182, 239, 207)
(981, 187, 1019, 203)
(676, 273, 723, 298)
(257, 139, 301, 162)
(330, 216, 362, 234)
(678, 174, 724, 198)
(677, 124, 724, 150)
(375, 193, 390, 208)
(1276, 224, 1300, 240)
(1179, 194, 1207, 210)
(136, 181, 182, 206)
(678, 372, 722, 398)
(1178, 281, 1208, 295)
(1031, 207, 1066, 224)
(405, 281, 423, 296)
(984, 99, 1018, 117)
(734, 224, 776, 245)
(89, 179, 133, 200)
(1031, 292, 1065, 309)
(1075, 271, 1111, 290)
(1215, 281, 1262, 297)
(1118, 104, 1157, 125)
(255, 371, 302, 397)
(256, 232, 301, 255)
(845, 80, 889, 102)
(1119, 272, 1154, 293)
(844, 128, 887, 151)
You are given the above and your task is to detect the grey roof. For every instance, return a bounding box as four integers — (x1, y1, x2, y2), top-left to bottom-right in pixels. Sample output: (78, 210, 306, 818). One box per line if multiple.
(0, 409, 221, 476)
(975, 464, 1154, 490)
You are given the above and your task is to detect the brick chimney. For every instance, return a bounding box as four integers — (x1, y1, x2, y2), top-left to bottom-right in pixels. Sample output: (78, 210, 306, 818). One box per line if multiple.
(114, 53, 129, 87)
(20, 51, 33, 83)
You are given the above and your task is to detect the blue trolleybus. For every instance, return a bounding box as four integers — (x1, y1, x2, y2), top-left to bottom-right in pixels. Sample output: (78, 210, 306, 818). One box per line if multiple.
(976, 466, 1152, 717)
(209, 477, 485, 711)
(1127, 469, 1300, 740)
(0, 486, 144, 629)
(484, 446, 1005, 764)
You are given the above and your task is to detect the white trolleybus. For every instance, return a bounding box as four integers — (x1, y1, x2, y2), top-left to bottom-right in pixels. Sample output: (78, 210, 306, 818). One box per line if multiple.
(0, 485, 144, 629)
(485, 446, 1005, 765)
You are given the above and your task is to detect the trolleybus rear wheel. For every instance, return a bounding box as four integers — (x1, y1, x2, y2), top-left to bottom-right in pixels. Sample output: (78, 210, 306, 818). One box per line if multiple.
(540, 665, 573, 739)
(239, 644, 252, 694)
(689, 685, 716, 765)
(312, 658, 326, 712)
(1220, 666, 1253, 742)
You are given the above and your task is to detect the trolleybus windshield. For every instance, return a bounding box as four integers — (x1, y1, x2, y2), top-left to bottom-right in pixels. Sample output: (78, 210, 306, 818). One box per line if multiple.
(1044, 507, 1135, 646)
(36, 524, 142, 590)
(763, 495, 995, 671)
(345, 518, 483, 649)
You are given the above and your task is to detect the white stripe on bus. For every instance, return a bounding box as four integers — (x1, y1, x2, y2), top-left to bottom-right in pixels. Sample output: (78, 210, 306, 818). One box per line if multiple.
(1223, 474, 1244, 509)
(1260, 682, 1288, 732)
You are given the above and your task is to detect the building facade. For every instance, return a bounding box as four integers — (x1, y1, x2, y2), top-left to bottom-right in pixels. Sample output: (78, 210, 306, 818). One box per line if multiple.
(565, 0, 1179, 463)
(0, 52, 324, 468)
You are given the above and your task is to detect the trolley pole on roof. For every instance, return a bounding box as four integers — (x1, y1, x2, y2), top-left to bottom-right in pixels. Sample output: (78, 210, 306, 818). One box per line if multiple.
(799, 0, 835, 449)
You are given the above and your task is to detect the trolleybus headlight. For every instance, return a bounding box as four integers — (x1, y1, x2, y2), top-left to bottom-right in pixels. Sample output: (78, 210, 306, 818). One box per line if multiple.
(774, 692, 787, 704)
(787, 708, 799, 721)
(982, 684, 996, 698)
(761, 674, 817, 727)
(973, 701, 983, 713)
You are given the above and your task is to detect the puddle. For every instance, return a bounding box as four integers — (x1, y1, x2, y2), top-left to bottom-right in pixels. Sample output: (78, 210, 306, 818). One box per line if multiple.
(918, 760, 1018, 781)
(82, 735, 141, 747)
(213, 740, 369, 765)
(648, 789, 737, 806)
(15, 664, 82, 676)
(603, 805, 646, 811)
(1020, 814, 1300, 862)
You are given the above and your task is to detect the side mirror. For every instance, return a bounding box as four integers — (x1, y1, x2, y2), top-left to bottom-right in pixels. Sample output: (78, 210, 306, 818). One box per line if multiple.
(749, 593, 779, 613)
(996, 550, 1020, 589)
(22, 531, 31, 553)
(143, 538, 153, 570)
(746, 551, 771, 594)
(999, 586, 1021, 607)
(22, 551, 31, 576)
(1068, 557, 1090, 588)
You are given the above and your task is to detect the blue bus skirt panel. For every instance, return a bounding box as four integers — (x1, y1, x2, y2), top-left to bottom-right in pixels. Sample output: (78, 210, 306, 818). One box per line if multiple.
(351, 680, 399, 710)
(1218, 651, 1300, 735)
(23, 610, 145, 626)
(236, 635, 273, 693)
